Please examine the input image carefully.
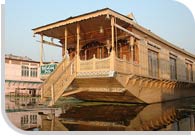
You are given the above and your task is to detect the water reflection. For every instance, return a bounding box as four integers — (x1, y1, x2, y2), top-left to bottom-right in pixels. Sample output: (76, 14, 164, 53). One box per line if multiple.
(5, 96, 195, 131)
(59, 104, 144, 131)
(20, 113, 37, 129)
(6, 96, 39, 111)
(58, 103, 193, 131)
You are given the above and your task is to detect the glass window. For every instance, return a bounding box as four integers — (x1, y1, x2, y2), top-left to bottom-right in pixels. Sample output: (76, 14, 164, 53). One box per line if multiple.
(148, 50, 159, 78)
(170, 57, 177, 80)
(185, 62, 193, 81)
(30, 68, 38, 77)
(21, 65, 29, 77)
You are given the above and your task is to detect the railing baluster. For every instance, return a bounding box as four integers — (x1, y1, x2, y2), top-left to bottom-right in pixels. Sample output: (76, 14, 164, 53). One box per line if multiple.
(51, 84, 54, 106)
(93, 54, 96, 70)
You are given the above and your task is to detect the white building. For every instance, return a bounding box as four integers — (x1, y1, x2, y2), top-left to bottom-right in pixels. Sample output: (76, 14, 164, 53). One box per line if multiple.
(5, 54, 43, 96)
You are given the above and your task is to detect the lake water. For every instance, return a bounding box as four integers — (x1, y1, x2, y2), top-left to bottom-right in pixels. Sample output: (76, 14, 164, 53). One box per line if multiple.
(5, 96, 195, 131)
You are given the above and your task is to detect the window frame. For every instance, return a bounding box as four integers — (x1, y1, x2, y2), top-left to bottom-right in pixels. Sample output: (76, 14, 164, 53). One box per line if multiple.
(169, 56, 177, 80)
(148, 49, 159, 78)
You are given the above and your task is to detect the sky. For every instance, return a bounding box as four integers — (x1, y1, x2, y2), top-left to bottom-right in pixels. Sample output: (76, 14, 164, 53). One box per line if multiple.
(5, 0, 195, 62)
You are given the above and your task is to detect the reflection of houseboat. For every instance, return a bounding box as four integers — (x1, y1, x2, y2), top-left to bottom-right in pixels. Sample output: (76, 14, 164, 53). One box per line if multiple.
(32, 8, 195, 106)
(40, 100, 195, 131)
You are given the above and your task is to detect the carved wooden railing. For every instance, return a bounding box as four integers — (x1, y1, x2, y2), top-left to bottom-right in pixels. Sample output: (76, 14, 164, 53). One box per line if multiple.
(48, 57, 77, 106)
(114, 57, 140, 75)
(79, 55, 111, 72)
(78, 53, 141, 76)
(41, 57, 70, 100)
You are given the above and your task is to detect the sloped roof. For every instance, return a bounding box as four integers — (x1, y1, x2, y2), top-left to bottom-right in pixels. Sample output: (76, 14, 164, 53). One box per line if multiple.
(32, 8, 195, 59)
(32, 8, 134, 34)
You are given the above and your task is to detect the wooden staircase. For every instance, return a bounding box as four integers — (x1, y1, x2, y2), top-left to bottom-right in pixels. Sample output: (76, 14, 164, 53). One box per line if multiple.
(41, 57, 77, 106)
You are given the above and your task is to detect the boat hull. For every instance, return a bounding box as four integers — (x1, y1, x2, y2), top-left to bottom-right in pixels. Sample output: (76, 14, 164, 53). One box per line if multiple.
(68, 74, 195, 104)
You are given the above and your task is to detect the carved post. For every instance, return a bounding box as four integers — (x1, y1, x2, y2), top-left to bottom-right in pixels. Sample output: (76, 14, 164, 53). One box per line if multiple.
(64, 27, 68, 55)
(77, 23, 80, 72)
(110, 16, 115, 71)
(40, 34, 43, 65)
(111, 17, 114, 52)
(130, 36, 134, 46)
(130, 36, 134, 62)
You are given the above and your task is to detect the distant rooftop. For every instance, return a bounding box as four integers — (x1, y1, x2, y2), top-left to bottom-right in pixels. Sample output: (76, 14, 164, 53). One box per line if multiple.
(5, 54, 59, 64)
(5, 54, 32, 61)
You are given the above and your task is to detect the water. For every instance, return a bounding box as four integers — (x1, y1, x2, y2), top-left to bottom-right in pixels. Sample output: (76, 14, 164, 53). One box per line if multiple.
(5, 96, 195, 131)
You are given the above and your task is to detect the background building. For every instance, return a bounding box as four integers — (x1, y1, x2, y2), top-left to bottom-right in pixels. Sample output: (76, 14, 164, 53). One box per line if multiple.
(5, 54, 43, 96)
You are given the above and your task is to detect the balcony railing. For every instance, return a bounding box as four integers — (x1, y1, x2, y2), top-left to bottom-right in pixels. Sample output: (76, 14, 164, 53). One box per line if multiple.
(77, 53, 140, 77)
(114, 57, 140, 75)
(78, 54, 111, 72)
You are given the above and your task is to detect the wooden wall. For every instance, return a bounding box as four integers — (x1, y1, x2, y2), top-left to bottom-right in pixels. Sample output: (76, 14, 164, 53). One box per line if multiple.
(132, 27, 195, 82)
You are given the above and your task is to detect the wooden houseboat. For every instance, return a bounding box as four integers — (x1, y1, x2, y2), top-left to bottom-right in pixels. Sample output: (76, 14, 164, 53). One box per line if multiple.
(32, 8, 195, 106)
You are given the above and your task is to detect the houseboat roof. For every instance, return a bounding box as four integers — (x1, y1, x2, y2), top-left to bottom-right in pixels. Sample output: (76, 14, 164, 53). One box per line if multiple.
(32, 8, 195, 59)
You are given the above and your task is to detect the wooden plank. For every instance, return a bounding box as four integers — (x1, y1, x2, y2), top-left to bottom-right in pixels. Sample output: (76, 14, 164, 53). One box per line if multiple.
(62, 88, 86, 97)
(114, 23, 141, 39)
(64, 26, 68, 54)
(40, 34, 43, 65)
(37, 40, 62, 48)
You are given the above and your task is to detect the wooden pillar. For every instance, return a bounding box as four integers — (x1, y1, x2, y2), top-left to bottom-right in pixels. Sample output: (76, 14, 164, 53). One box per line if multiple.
(111, 17, 115, 52)
(110, 16, 115, 71)
(40, 34, 43, 65)
(64, 27, 68, 55)
(130, 36, 134, 46)
(62, 27, 68, 59)
(130, 36, 134, 62)
(77, 23, 80, 71)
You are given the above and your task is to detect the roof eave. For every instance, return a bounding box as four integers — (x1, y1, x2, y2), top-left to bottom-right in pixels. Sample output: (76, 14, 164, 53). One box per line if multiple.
(32, 8, 112, 34)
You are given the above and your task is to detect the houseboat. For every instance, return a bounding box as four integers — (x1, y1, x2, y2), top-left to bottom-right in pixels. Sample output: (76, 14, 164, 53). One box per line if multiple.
(32, 8, 195, 106)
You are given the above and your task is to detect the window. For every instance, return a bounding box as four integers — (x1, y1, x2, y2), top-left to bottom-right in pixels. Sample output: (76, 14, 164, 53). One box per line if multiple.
(133, 40, 139, 63)
(30, 68, 38, 77)
(185, 62, 193, 81)
(148, 50, 159, 78)
(170, 57, 177, 80)
(21, 65, 29, 77)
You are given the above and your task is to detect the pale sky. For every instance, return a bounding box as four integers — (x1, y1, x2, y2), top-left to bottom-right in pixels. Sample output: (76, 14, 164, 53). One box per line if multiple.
(5, 0, 195, 62)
